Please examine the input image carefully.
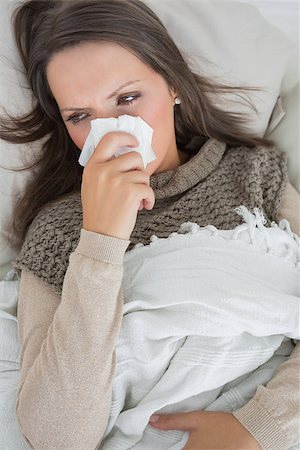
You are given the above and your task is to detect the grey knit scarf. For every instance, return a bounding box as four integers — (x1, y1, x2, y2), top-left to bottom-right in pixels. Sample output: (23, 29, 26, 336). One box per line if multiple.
(13, 137, 288, 295)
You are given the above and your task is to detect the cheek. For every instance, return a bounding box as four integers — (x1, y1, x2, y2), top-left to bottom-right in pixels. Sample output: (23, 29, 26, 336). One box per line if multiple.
(141, 99, 173, 153)
(65, 124, 89, 150)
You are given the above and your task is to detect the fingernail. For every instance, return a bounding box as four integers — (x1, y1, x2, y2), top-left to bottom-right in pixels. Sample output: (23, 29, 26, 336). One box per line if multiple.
(149, 414, 160, 423)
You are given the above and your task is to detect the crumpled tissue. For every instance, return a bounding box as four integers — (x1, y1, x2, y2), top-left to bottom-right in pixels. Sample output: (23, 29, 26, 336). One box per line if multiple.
(78, 114, 157, 169)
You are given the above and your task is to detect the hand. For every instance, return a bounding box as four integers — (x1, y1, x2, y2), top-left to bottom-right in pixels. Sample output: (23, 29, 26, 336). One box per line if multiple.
(148, 410, 263, 450)
(81, 130, 155, 240)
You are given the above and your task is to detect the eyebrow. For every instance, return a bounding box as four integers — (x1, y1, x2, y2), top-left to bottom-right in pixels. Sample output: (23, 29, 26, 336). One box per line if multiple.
(60, 79, 142, 112)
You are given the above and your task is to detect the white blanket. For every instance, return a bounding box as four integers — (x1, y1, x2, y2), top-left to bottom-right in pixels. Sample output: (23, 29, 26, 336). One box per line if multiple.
(100, 206, 300, 450)
(0, 270, 28, 449)
(0, 206, 299, 450)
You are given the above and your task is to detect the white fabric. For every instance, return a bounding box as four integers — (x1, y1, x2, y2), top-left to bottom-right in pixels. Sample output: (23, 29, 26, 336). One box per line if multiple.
(0, 269, 28, 450)
(99, 206, 300, 449)
(78, 115, 156, 169)
(0, 207, 299, 449)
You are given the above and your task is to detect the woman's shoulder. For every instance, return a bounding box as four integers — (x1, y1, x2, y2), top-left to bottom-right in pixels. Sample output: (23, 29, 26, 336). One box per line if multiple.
(27, 190, 82, 239)
(13, 190, 82, 290)
(222, 142, 288, 192)
(224, 142, 288, 168)
(222, 142, 288, 222)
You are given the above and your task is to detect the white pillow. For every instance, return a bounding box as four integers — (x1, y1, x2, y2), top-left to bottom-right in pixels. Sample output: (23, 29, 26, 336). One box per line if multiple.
(144, 0, 295, 136)
(0, 0, 297, 268)
(265, 81, 300, 192)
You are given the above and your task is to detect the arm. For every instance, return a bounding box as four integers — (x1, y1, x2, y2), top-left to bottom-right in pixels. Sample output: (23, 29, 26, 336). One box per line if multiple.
(232, 343, 300, 450)
(16, 228, 130, 450)
(277, 181, 300, 236)
(232, 181, 300, 450)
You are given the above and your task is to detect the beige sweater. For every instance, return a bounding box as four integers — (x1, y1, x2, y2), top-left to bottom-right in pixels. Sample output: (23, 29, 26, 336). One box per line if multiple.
(15, 182, 300, 450)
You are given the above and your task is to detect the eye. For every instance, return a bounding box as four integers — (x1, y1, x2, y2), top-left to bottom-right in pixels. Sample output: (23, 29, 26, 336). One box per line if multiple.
(66, 112, 90, 125)
(117, 92, 141, 106)
(65, 92, 141, 125)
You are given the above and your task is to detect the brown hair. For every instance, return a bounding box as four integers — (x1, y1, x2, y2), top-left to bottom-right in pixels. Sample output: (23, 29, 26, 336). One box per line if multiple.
(0, 0, 275, 245)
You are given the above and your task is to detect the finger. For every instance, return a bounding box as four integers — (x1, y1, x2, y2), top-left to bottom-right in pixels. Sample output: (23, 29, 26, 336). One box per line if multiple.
(89, 131, 139, 165)
(133, 184, 155, 210)
(121, 170, 150, 186)
(148, 412, 199, 431)
(122, 172, 150, 211)
(110, 150, 145, 173)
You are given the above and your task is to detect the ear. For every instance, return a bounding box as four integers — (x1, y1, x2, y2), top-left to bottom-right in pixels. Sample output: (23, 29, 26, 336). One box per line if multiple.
(169, 86, 177, 101)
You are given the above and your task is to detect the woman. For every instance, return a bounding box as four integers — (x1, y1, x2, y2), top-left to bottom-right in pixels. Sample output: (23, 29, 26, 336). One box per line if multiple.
(0, 0, 299, 449)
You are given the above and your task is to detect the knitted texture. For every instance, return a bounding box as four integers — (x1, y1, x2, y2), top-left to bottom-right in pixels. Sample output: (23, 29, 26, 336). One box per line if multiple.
(13, 138, 288, 295)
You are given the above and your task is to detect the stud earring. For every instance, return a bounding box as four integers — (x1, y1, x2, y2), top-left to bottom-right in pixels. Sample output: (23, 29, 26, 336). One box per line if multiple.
(174, 97, 181, 105)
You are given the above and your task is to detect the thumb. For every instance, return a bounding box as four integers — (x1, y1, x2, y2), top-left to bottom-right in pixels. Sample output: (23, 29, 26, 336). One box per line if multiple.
(148, 411, 199, 431)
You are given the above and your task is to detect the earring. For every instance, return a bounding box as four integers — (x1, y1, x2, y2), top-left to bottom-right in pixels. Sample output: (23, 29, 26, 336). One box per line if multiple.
(174, 97, 181, 105)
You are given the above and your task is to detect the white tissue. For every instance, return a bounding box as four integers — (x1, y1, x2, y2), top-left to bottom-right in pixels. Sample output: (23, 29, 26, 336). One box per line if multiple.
(78, 114, 157, 169)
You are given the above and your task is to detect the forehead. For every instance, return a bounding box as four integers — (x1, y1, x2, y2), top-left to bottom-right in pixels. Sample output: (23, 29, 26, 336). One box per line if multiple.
(46, 41, 167, 106)
(47, 41, 149, 86)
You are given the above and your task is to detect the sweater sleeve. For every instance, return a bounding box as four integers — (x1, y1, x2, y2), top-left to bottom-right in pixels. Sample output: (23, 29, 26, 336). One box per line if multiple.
(232, 341, 300, 450)
(16, 228, 130, 450)
(276, 181, 300, 235)
(232, 180, 300, 450)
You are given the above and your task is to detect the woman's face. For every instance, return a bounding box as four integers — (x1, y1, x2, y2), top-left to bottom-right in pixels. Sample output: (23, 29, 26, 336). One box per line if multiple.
(46, 41, 183, 175)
